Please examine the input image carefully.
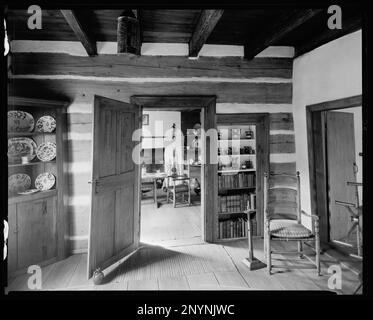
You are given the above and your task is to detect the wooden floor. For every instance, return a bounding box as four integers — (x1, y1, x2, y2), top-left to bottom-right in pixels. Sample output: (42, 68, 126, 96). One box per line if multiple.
(141, 189, 202, 246)
(6, 238, 361, 294)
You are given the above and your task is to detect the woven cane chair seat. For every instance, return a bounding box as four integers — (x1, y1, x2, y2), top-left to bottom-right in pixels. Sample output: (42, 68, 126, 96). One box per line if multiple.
(270, 219, 313, 239)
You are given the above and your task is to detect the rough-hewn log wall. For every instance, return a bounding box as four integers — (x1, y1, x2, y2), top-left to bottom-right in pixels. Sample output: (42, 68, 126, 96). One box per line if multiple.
(10, 52, 296, 253)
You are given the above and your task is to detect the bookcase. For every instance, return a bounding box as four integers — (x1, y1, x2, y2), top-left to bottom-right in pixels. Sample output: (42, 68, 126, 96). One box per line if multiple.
(216, 114, 269, 241)
(7, 97, 69, 277)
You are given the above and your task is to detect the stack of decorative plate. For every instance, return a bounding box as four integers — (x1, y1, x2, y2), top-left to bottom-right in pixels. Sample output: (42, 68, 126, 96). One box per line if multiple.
(8, 173, 32, 194)
(36, 142, 57, 162)
(8, 111, 35, 133)
(7, 137, 37, 163)
(35, 172, 56, 191)
(36, 115, 56, 133)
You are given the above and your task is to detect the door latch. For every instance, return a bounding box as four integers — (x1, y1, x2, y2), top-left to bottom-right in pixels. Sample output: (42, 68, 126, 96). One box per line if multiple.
(88, 179, 100, 193)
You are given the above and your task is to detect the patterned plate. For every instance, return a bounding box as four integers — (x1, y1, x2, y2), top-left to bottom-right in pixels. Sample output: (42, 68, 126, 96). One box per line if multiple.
(8, 137, 37, 163)
(36, 142, 56, 162)
(36, 115, 56, 133)
(18, 189, 40, 195)
(35, 172, 56, 191)
(8, 173, 31, 193)
(8, 110, 35, 133)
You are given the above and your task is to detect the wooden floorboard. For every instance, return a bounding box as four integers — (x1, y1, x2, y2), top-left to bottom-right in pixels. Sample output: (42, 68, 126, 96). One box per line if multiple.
(213, 271, 251, 290)
(5, 239, 361, 293)
(158, 275, 190, 290)
(141, 198, 201, 245)
(186, 272, 221, 290)
(42, 254, 82, 290)
(128, 278, 159, 290)
(221, 240, 285, 290)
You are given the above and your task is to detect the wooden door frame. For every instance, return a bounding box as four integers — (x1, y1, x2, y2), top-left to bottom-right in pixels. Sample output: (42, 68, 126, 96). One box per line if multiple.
(216, 113, 270, 237)
(306, 95, 362, 244)
(131, 95, 217, 242)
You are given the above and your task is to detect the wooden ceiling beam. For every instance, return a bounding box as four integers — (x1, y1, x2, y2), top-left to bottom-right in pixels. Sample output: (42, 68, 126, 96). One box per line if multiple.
(189, 10, 224, 57)
(294, 15, 361, 57)
(244, 9, 323, 60)
(60, 10, 97, 56)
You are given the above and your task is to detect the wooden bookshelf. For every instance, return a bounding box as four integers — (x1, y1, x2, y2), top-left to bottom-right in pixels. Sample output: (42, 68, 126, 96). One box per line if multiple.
(216, 124, 257, 240)
(216, 113, 269, 240)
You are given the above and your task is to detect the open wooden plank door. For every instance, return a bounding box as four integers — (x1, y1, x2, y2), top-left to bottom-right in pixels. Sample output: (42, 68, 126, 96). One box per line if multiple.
(326, 111, 356, 243)
(87, 95, 140, 279)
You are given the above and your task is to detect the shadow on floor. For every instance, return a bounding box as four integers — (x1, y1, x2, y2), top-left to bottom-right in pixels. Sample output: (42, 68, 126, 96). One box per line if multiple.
(101, 243, 197, 284)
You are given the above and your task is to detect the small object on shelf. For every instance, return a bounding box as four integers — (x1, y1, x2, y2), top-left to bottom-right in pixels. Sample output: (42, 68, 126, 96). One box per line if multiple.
(8, 137, 37, 163)
(8, 173, 31, 193)
(245, 160, 253, 169)
(232, 128, 241, 140)
(35, 172, 56, 191)
(36, 115, 56, 133)
(21, 156, 29, 164)
(17, 189, 40, 195)
(245, 128, 254, 139)
(36, 142, 57, 162)
(231, 156, 240, 170)
(7, 110, 35, 133)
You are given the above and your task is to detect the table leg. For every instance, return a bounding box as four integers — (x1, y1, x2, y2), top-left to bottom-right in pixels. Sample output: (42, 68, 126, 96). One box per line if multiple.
(154, 179, 158, 208)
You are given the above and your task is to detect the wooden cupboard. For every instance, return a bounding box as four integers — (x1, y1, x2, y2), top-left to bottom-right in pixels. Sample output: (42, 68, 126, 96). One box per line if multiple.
(7, 97, 69, 277)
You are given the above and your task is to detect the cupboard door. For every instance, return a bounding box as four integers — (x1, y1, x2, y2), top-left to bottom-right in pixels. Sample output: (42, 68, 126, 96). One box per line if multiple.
(7, 204, 18, 273)
(17, 196, 57, 269)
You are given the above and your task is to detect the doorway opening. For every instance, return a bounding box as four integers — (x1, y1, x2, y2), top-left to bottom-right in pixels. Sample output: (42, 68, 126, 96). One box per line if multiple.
(139, 108, 203, 246)
(307, 95, 363, 259)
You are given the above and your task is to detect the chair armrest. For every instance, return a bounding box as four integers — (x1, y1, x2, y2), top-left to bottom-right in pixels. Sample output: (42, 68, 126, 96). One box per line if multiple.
(301, 210, 319, 221)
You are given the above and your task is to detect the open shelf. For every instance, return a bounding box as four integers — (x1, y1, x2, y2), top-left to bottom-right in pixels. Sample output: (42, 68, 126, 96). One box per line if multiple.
(8, 189, 58, 205)
(8, 160, 57, 168)
(218, 139, 255, 142)
(8, 132, 56, 137)
(218, 168, 256, 174)
(218, 186, 255, 195)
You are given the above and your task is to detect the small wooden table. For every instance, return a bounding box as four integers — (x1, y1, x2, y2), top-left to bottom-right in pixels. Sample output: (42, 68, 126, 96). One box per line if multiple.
(242, 209, 266, 270)
(141, 172, 167, 208)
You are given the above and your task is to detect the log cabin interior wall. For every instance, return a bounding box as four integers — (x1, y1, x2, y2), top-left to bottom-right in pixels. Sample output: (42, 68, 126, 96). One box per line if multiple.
(9, 46, 296, 253)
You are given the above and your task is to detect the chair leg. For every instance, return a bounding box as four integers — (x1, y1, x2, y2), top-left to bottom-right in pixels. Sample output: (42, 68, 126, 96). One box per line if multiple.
(267, 236, 271, 275)
(315, 220, 321, 276)
(166, 189, 169, 203)
(265, 220, 271, 274)
(188, 186, 191, 205)
(173, 190, 176, 208)
(298, 240, 304, 259)
(315, 237, 321, 276)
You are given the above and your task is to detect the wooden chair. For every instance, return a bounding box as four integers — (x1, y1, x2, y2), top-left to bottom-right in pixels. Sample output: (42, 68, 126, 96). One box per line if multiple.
(264, 171, 321, 275)
(165, 163, 191, 208)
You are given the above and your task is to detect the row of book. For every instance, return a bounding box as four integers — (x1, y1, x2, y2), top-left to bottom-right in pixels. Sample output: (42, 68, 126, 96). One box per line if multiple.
(218, 193, 256, 213)
(218, 219, 257, 239)
(218, 172, 255, 189)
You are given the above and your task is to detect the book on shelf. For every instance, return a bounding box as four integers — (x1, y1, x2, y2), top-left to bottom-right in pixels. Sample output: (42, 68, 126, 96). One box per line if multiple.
(218, 218, 257, 239)
(218, 192, 256, 213)
(218, 172, 255, 189)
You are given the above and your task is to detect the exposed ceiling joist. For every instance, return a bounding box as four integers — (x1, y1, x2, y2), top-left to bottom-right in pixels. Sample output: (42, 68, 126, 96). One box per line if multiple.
(244, 9, 323, 60)
(60, 10, 97, 56)
(294, 15, 361, 57)
(189, 10, 224, 57)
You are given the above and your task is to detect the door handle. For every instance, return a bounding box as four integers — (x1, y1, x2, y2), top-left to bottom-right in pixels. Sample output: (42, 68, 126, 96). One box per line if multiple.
(88, 179, 100, 193)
